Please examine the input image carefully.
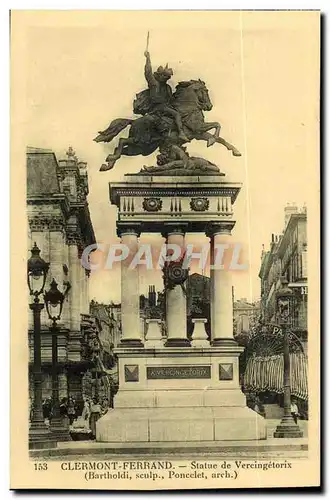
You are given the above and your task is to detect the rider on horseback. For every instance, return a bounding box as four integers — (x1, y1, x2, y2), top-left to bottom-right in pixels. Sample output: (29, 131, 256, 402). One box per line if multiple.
(95, 44, 241, 171)
(139, 50, 190, 143)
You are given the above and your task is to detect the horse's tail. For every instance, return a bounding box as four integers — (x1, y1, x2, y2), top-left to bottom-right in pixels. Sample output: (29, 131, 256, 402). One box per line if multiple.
(94, 118, 133, 143)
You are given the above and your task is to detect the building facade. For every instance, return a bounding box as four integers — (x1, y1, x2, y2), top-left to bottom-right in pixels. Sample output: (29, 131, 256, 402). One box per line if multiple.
(90, 300, 122, 348)
(27, 146, 113, 407)
(259, 203, 308, 346)
(233, 298, 260, 337)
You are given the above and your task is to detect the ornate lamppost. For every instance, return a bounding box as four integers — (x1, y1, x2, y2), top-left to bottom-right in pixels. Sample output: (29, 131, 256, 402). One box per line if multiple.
(44, 278, 71, 442)
(273, 278, 303, 438)
(27, 243, 55, 449)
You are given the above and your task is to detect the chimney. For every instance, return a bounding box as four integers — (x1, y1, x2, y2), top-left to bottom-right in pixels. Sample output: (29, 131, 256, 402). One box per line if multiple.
(284, 203, 298, 226)
(148, 285, 156, 307)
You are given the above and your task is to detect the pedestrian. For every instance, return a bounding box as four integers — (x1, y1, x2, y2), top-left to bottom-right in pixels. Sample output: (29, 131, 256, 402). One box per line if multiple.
(90, 397, 102, 439)
(59, 397, 67, 417)
(82, 397, 91, 422)
(291, 399, 299, 424)
(42, 398, 52, 427)
(75, 398, 84, 418)
(101, 398, 109, 415)
(67, 396, 76, 425)
(253, 397, 262, 416)
(59, 397, 69, 428)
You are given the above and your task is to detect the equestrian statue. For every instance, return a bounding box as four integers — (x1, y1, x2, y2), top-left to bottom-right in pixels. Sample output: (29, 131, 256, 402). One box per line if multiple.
(94, 38, 241, 175)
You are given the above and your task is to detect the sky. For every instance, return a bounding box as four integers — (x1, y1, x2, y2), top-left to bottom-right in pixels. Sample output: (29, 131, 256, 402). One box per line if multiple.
(21, 11, 319, 303)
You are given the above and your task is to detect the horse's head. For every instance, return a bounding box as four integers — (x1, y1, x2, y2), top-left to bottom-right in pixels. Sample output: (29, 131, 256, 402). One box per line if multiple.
(191, 79, 213, 111)
(175, 79, 213, 111)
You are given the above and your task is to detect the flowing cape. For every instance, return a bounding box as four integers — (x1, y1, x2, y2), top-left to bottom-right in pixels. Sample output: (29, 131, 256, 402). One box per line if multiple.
(94, 118, 132, 143)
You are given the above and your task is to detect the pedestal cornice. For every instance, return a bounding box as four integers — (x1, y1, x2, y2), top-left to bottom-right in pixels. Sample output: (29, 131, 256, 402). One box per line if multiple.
(113, 346, 245, 357)
(109, 176, 241, 234)
(110, 178, 242, 206)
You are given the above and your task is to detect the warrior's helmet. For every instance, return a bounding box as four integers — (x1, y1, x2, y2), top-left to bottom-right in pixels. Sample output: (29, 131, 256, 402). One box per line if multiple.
(154, 63, 173, 82)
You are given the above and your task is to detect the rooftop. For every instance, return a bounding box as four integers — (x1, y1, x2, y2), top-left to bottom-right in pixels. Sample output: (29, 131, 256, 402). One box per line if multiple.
(27, 147, 60, 197)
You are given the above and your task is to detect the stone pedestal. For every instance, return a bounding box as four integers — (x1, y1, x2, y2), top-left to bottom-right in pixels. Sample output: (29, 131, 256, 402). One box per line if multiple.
(98, 174, 267, 444)
(191, 318, 209, 347)
(97, 347, 266, 442)
(145, 319, 164, 348)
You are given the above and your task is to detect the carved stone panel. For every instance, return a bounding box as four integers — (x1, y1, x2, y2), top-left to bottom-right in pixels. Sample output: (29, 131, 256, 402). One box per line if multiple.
(190, 197, 209, 212)
(142, 197, 162, 212)
(219, 363, 234, 381)
(124, 364, 139, 382)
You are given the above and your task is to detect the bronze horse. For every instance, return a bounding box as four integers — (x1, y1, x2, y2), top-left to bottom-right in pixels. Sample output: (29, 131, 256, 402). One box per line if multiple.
(94, 79, 241, 171)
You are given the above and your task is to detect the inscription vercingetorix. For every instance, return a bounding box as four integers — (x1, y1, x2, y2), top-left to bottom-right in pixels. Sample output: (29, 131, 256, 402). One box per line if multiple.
(146, 366, 211, 379)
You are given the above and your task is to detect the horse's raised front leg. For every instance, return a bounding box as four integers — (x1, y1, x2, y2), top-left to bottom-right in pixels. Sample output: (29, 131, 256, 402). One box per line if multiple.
(199, 122, 221, 147)
(100, 137, 134, 171)
(198, 132, 242, 156)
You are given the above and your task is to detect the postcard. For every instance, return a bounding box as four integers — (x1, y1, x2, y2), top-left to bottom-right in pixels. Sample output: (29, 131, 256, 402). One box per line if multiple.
(10, 10, 320, 490)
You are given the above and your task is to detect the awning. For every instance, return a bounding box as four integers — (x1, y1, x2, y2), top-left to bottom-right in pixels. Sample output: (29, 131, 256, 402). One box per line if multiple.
(243, 352, 308, 400)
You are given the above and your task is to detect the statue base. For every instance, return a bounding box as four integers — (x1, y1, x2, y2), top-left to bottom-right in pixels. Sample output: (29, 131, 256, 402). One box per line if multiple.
(137, 168, 225, 177)
(102, 173, 266, 444)
(97, 406, 265, 443)
(96, 347, 266, 443)
(273, 416, 304, 438)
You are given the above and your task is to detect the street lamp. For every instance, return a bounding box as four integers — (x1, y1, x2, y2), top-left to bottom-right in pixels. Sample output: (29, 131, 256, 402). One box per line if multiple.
(273, 278, 303, 438)
(27, 243, 54, 449)
(44, 278, 71, 442)
(28, 242, 49, 300)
